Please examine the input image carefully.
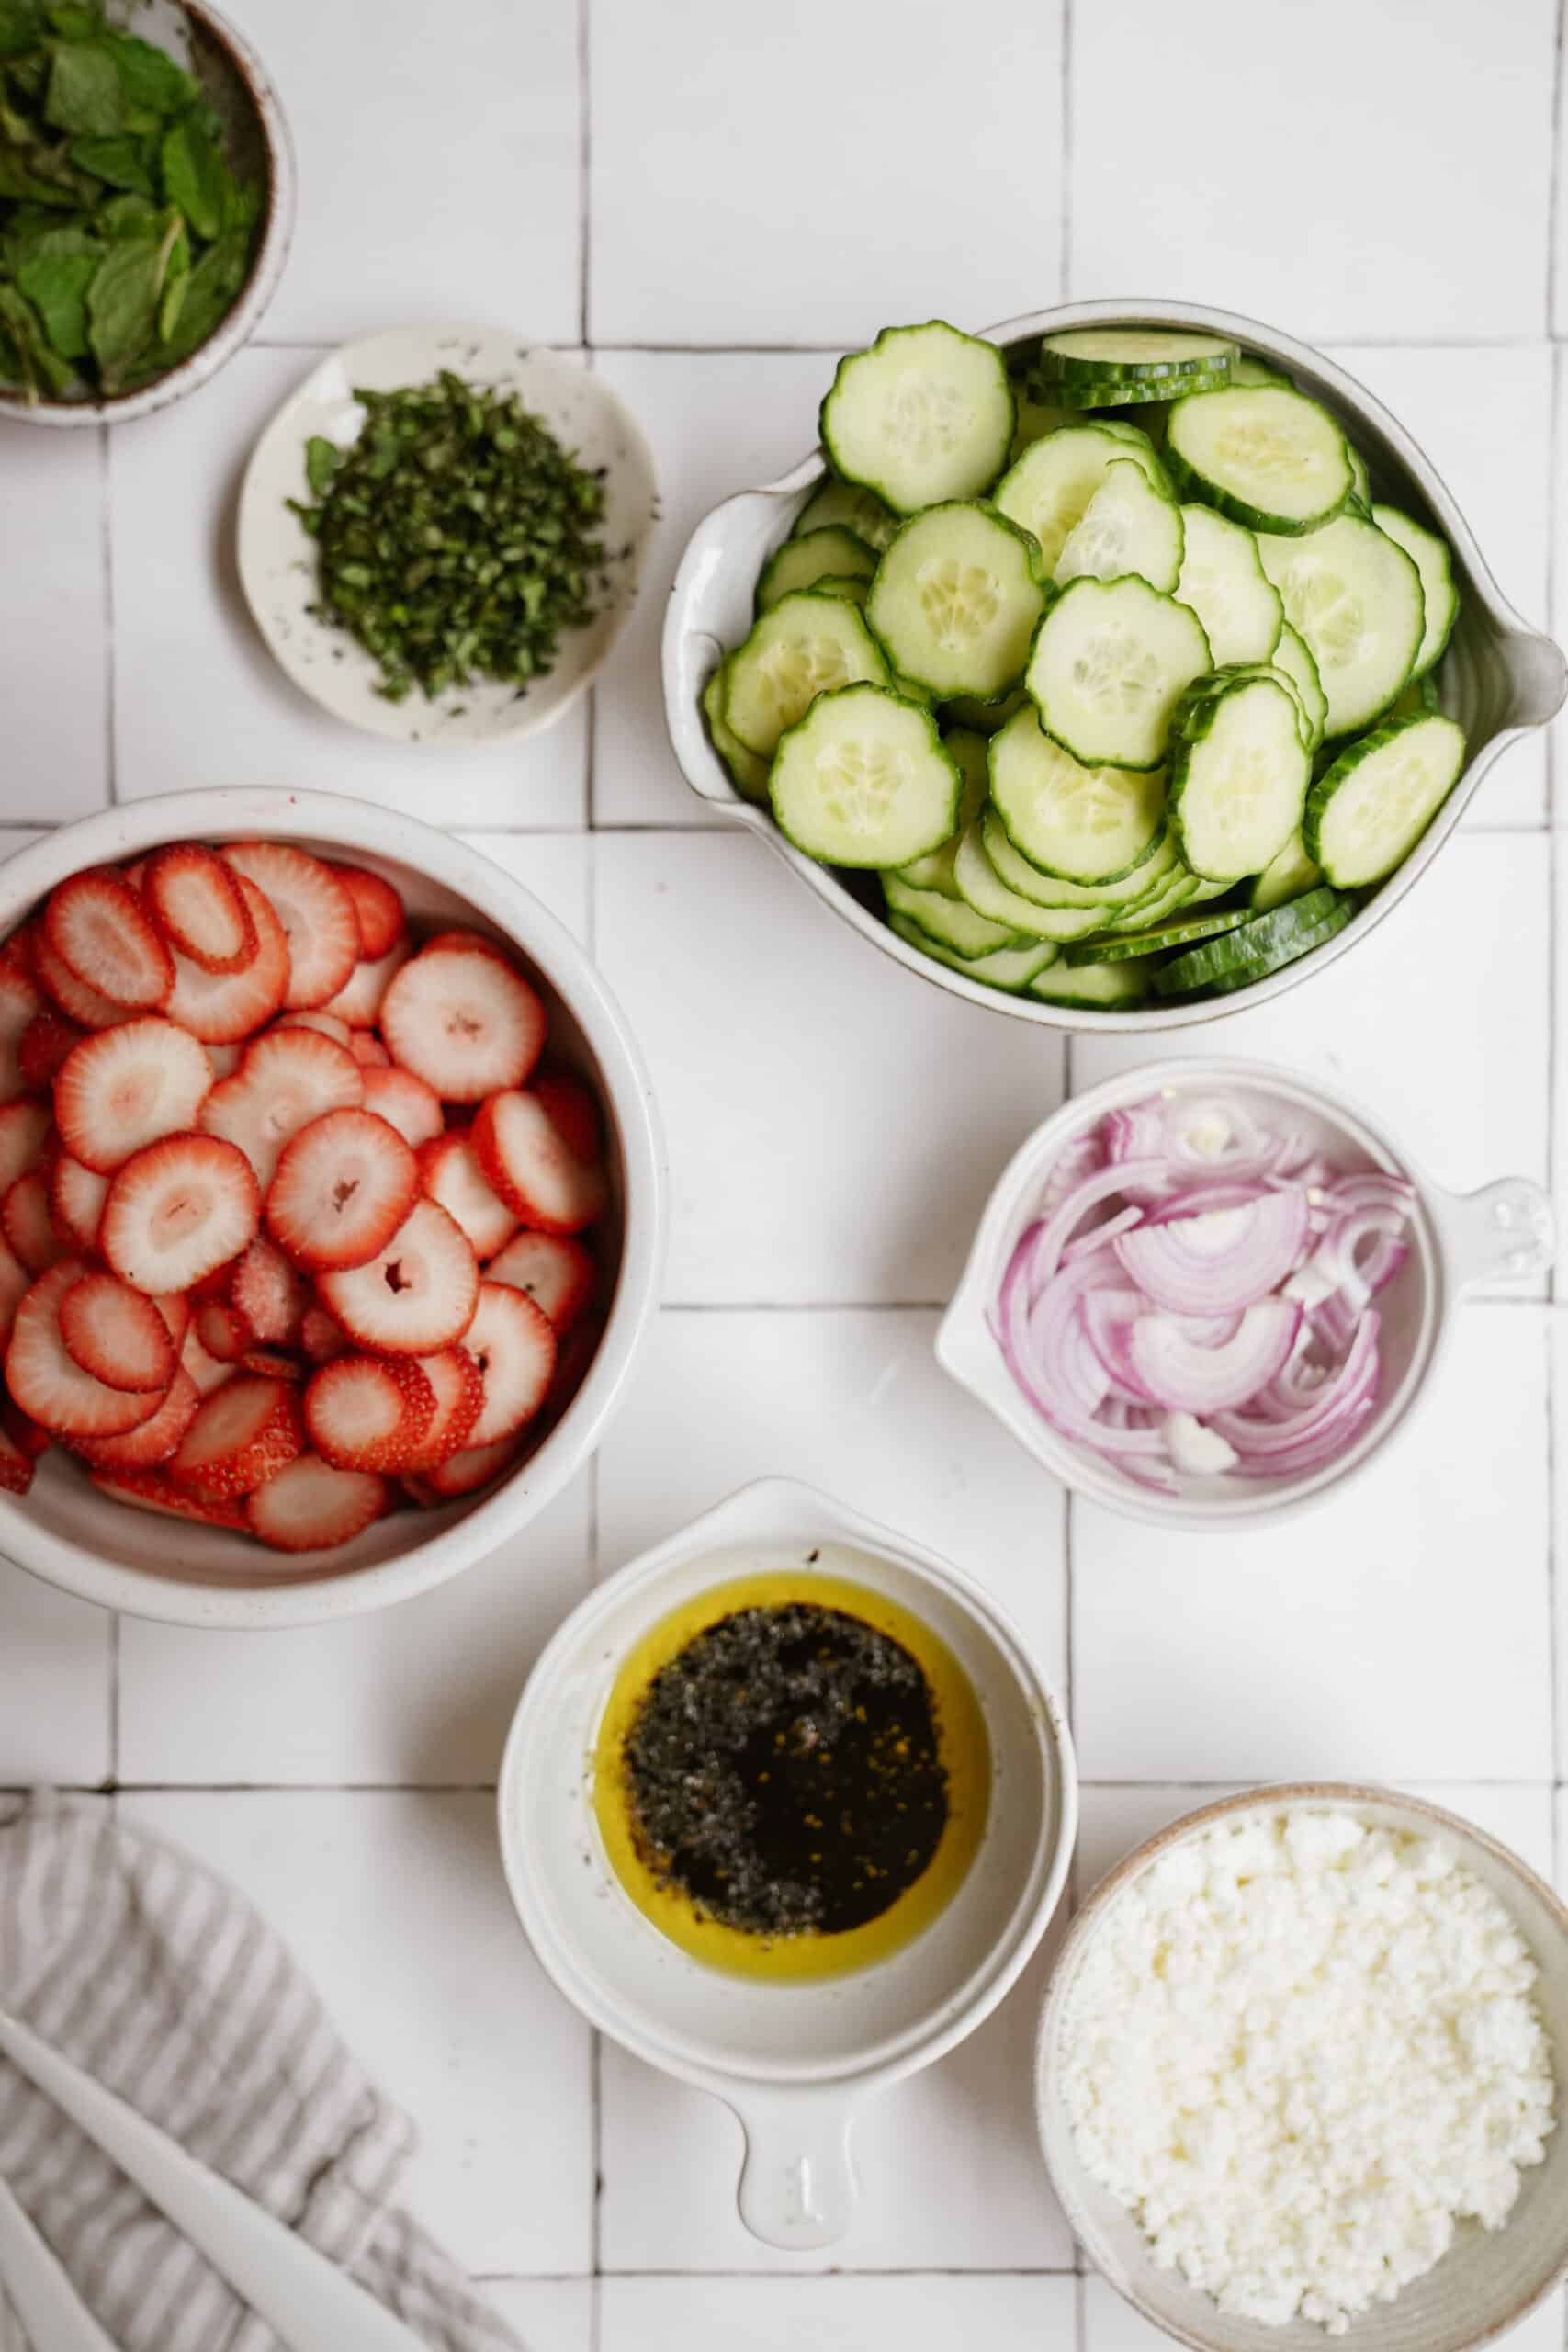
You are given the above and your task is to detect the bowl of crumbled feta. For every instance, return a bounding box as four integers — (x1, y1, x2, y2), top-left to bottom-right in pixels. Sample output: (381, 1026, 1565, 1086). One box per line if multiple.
(1037, 1787, 1568, 2351)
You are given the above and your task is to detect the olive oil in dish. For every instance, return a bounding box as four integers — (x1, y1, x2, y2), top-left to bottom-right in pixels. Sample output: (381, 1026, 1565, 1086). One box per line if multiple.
(592, 1570, 990, 1982)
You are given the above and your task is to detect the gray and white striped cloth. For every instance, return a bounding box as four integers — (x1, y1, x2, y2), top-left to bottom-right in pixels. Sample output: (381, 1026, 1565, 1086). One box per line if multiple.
(0, 1793, 524, 2352)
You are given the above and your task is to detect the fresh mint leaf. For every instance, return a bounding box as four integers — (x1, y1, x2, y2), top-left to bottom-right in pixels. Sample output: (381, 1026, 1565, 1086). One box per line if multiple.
(44, 40, 121, 136)
(0, 279, 72, 390)
(71, 129, 152, 190)
(103, 28, 194, 119)
(304, 435, 341, 498)
(15, 224, 99, 354)
(151, 220, 245, 365)
(159, 108, 222, 238)
(98, 187, 153, 233)
(85, 227, 158, 382)
(0, 0, 45, 58)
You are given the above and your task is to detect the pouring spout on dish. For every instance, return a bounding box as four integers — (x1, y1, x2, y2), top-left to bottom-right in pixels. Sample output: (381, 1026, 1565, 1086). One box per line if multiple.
(1500, 626, 1568, 732)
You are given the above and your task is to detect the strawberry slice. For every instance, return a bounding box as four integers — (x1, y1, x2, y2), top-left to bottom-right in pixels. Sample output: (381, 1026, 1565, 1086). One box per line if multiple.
(333, 865, 405, 959)
(144, 844, 258, 974)
(164, 875, 290, 1044)
(230, 1234, 310, 1345)
(271, 1010, 353, 1046)
(303, 1352, 435, 1473)
(90, 1466, 247, 1529)
(463, 1281, 557, 1446)
(60, 1271, 178, 1392)
(0, 1229, 32, 1347)
(417, 1128, 519, 1261)
(152, 1291, 191, 1350)
(222, 843, 359, 1011)
(408, 1434, 521, 1502)
(360, 1067, 443, 1148)
(170, 1374, 305, 1497)
(33, 932, 125, 1031)
(18, 1008, 85, 1091)
(419, 929, 512, 962)
(1, 1397, 51, 1459)
(379, 945, 546, 1102)
(401, 1345, 484, 1471)
(265, 1107, 420, 1272)
(244, 1452, 389, 1551)
(101, 1134, 260, 1295)
(0, 1418, 36, 1496)
(76, 1367, 202, 1469)
(0, 950, 44, 1102)
(349, 1033, 390, 1069)
(532, 1070, 602, 1165)
(49, 1152, 109, 1254)
(485, 1230, 596, 1334)
(318, 1198, 479, 1355)
(44, 869, 175, 1010)
(54, 1016, 213, 1175)
(6, 1262, 166, 1438)
(206, 1042, 243, 1080)
(2, 1170, 65, 1272)
(0, 1101, 52, 1195)
(241, 1349, 304, 1381)
(320, 936, 412, 1028)
(472, 1089, 607, 1235)
(300, 1304, 350, 1364)
(200, 1025, 364, 1193)
(181, 1319, 237, 1396)
(196, 1297, 251, 1363)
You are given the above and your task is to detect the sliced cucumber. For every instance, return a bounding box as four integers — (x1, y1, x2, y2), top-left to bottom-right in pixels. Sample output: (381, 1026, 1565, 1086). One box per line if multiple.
(1054, 458, 1184, 594)
(1055, 371, 1230, 412)
(1031, 954, 1159, 1007)
(1063, 907, 1247, 965)
(942, 684, 1028, 733)
(1303, 711, 1466, 888)
(1174, 504, 1282, 663)
(757, 526, 877, 614)
(1166, 386, 1353, 535)
(883, 870, 1024, 957)
(1025, 574, 1211, 772)
(1038, 328, 1237, 386)
(1009, 382, 1070, 459)
(952, 822, 1115, 942)
(887, 910, 1058, 992)
(894, 728, 988, 895)
(981, 808, 1176, 909)
(770, 684, 959, 868)
(793, 476, 898, 552)
(865, 500, 1046, 698)
(702, 659, 771, 801)
(820, 322, 1013, 514)
(1270, 618, 1328, 751)
(1153, 885, 1352, 996)
(1347, 444, 1372, 510)
(1372, 503, 1459, 680)
(989, 696, 1168, 880)
(1387, 669, 1440, 721)
(1250, 829, 1322, 911)
(993, 423, 1170, 575)
(725, 589, 890, 758)
(1231, 356, 1292, 390)
(1167, 669, 1312, 881)
(1256, 514, 1424, 738)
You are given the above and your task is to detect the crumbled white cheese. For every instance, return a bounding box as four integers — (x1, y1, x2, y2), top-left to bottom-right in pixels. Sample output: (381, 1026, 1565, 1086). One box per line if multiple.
(1162, 1410, 1238, 1476)
(1060, 1811, 1555, 2335)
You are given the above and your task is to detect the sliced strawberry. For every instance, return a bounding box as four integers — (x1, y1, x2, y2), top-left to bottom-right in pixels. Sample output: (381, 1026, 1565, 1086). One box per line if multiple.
(303, 1351, 435, 1474)
(152, 1291, 191, 1351)
(101, 1134, 260, 1295)
(144, 843, 258, 975)
(206, 1041, 243, 1080)
(0, 950, 44, 1102)
(44, 869, 174, 1011)
(230, 1234, 309, 1345)
(222, 843, 359, 1011)
(320, 936, 412, 1028)
(18, 1009, 85, 1091)
(318, 1198, 479, 1355)
(0, 1396, 50, 1460)
(244, 1451, 389, 1551)
(49, 1153, 108, 1254)
(91, 1465, 247, 1529)
(0, 1229, 29, 1347)
(33, 932, 125, 1032)
(532, 1070, 602, 1166)
(2, 1171, 65, 1272)
(360, 1067, 443, 1148)
(417, 1128, 519, 1260)
(181, 1319, 237, 1396)
(411, 1434, 522, 1501)
(300, 1304, 349, 1364)
(400, 1344, 484, 1472)
(379, 946, 546, 1102)
(271, 1010, 354, 1047)
(0, 1100, 52, 1194)
(200, 1025, 364, 1193)
(0, 1419, 35, 1495)
(349, 1033, 390, 1069)
(418, 928, 512, 962)
(265, 1107, 419, 1273)
(485, 1230, 596, 1334)
(333, 865, 406, 959)
(6, 1261, 165, 1437)
(196, 1296, 251, 1363)
(76, 1370, 202, 1469)
(241, 1349, 304, 1381)
(472, 1089, 606, 1236)
(54, 1017, 213, 1176)
(59, 1271, 178, 1392)
(462, 1282, 557, 1446)
(164, 875, 290, 1044)
(170, 1374, 305, 1497)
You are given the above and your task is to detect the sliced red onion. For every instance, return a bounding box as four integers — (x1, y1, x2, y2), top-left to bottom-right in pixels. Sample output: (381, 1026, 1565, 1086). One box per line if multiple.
(1038, 1124, 1105, 1217)
(1114, 1189, 1310, 1316)
(1024, 1158, 1171, 1295)
(1211, 1315, 1381, 1462)
(1125, 1297, 1302, 1415)
(1063, 1204, 1145, 1264)
(991, 1238, 1168, 1456)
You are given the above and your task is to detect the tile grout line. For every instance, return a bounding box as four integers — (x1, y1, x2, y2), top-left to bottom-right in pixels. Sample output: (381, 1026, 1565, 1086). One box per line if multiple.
(1547, 1307, 1561, 1797)
(1550, 0, 1567, 342)
(98, 423, 118, 808)
(1058, 0, 1074, 303)
(576, 0, 592, 352)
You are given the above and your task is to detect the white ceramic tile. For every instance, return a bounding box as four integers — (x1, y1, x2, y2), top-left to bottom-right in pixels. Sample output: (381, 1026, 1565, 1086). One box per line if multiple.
(462, 832, 592, 946)
(1071, 0, 1553, 342)
(589, 1, 1063, 346)
(597, 1307, 1066, 1685)
(591, 351, 829, 826)
(1071, 1305, 1552, 1783)
(593, 830, 1066, 1303)
(601, 1937, 1071, 2272)
(108, 348, 588, 827)
(1554, 1314, 1567, 1781)
(480, 2278, 593, 2352)
(254, 0, 579, 345)
(0, 424, 107, 823)
(118, 1474, 590, 1786)
(1084, 2276, 1565, 2352)
(118, 1792, 592, 2276)
(0, 1560, 110, 1787)
(601, 2274, 1075, 2352)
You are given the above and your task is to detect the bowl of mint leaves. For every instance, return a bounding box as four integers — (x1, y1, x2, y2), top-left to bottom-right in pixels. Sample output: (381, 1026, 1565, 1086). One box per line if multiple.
(0, 0, 293, 422)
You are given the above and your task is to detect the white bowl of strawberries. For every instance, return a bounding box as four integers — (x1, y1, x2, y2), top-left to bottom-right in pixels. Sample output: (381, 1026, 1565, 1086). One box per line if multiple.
(0, 790, 664, 1628)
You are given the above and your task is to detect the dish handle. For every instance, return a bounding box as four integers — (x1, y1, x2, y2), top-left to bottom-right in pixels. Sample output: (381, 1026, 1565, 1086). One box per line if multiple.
(1427, 1174, 1554, 1293)
(728, 2086, 860, 2251)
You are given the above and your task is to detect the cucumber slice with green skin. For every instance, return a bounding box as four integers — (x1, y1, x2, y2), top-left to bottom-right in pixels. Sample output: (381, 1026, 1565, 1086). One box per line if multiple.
(793, 476, 898, 552)
(887, 911, 1058, 992)
(1055, 459, 1184, 594)
(1055, 370, 1231, 411)
(702, 660, 771, 801)
(942, 684, 1028, 733)
(1111, 867, 1202, 929)
(1256, 514, 1425, 738)
(993, 424, 1170, 576)
(1347, 445, 1372, 508)
(770, 684, 960, 868)
(883, 870, 1025, 957)
(1250, 828, 1322, 911)
(1166, 387, 1353, 536)
(1270, 619, 1328, 751)
(1174, 504, 1283, 664)
(952, 822, 1116, 942)
(1386, 668, 1440, 721)
(865, 501, 1047, 699)
(757, 526, 877, 614)
(981, 807, 1175, 908)
(894, 728, 989, 896)
(990, 696, 1168, 880)
(1231, 356, 1292, 390)
(1031, 954, 1159, 1007)
(724, 589, 890, 758)
(1063, 907, 1247, 965)
(1303, 711, 1467, 888)
(1152, 885, 1351, 996)
(1025, 574, 1212, 773)
(1037, 328, 1237, 386)
(1372, 503, 1459, 679)
(1167, 669, 1311, 880)
(820, 322, 1014, 515)
(1009, 382, 1070, 459)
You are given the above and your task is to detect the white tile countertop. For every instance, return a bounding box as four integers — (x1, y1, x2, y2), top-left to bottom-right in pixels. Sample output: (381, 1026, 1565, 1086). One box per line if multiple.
(1, 2, 1566, 2347)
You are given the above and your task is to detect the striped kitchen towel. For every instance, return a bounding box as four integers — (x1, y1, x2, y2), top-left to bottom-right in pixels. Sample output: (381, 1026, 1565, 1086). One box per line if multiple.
(0, 1792, 525, 2352)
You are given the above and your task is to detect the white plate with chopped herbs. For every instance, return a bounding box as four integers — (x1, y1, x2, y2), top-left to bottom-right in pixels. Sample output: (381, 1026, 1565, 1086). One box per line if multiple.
(238, 324, 660, 747)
